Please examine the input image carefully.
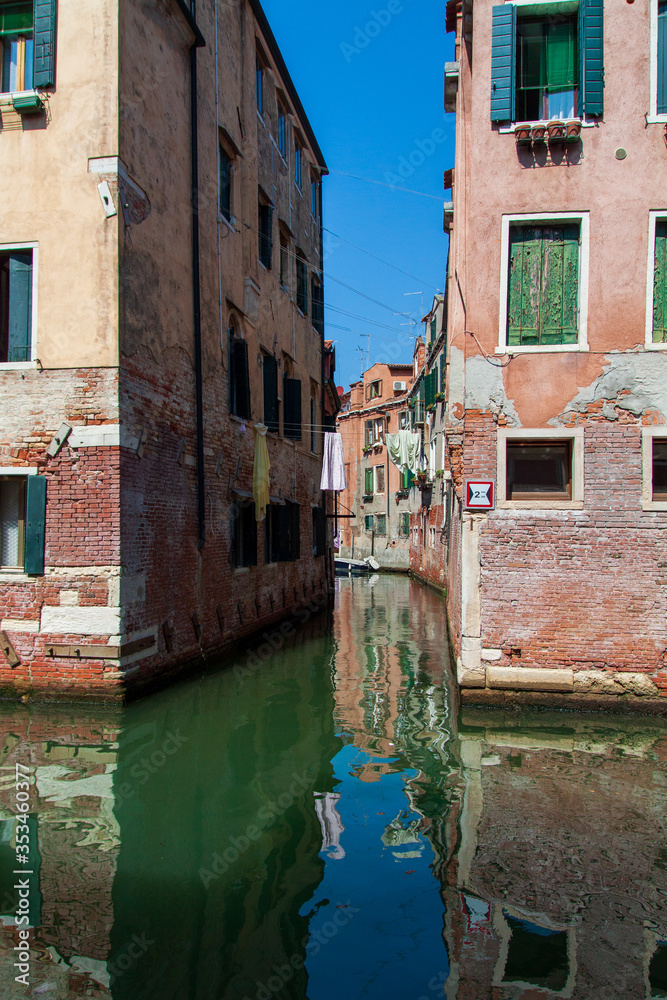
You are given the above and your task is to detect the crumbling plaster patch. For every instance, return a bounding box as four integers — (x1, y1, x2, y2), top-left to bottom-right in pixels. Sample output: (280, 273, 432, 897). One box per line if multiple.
(553, 353, 667, 424)
(464, 355, 520, 425)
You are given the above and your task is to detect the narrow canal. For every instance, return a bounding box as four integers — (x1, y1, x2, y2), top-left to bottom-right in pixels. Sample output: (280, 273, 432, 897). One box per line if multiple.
(0, 575, 666, 999)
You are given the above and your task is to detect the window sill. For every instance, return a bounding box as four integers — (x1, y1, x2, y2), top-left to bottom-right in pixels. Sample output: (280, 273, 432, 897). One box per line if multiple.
(233, 566, 251, 575)
(645, 114, 667, 125)
(0, 89, 39, 107)
(495, 344, 588, 355)
(0, 571, 31, 582)
(0, 361, 38, 371)
(499, 118, 595, 135)
(643, 500, 667, 511)
(644, 341, 667, 351)
(230, 413, 253, 425)
(497, 500, 584, 511)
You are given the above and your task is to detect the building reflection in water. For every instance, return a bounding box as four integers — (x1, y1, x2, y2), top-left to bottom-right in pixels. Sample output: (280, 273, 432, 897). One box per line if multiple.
(446, 708, 667, 1000)
(0, 576, 665, 1000)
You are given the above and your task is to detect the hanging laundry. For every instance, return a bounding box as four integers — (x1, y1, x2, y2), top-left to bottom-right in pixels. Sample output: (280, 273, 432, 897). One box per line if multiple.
(253, 423, 270, 521)
(386, 430, 421, 475)
(320, 432, 347, 491)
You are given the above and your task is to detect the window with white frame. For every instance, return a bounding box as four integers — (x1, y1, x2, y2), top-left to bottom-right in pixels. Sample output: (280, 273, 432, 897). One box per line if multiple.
(650, 0, 667, 121)
(0, 476, 25, 569)
(499, 214, 589, 353)
(646, 212, 667, 348)
(497, 428, 584, 508)
(642, 428, 667, 509)
(0, 246, 35, 365)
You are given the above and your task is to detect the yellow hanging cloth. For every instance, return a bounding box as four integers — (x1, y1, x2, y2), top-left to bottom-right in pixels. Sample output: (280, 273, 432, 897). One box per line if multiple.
(253, 422, 270, 522)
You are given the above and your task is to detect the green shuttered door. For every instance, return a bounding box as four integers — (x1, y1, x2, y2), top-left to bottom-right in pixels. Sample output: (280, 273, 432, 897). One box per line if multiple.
(507, 225, 579, 346)
(25, 474, 46, 575)
(33, 0, 56, 88)
(491, 4, 516, 121)
(653, 222, 667, 343)
(579, 0, 604, 116)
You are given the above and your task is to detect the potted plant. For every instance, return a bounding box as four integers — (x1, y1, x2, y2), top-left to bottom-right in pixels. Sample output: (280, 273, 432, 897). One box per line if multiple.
(531, 123, 547, 144)
(435, 469, 444, 479)
(363, 446, 372, 455)
(434, 392, 444, 403)
(565, 120, 581, 142)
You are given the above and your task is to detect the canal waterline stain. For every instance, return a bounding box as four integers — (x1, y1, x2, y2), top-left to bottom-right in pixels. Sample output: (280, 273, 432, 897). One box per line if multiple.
(0, 576, 664, 998)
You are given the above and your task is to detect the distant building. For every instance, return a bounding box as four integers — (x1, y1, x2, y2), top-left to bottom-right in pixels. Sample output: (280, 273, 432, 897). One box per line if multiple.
(440, 0, 667, 707)
(0, 0, 332, 700)
(336, 362, 416, 570)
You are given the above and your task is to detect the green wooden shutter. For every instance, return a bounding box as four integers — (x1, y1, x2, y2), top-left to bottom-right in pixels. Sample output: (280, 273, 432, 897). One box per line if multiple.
(24, 475, 46, 575)
(491, 4, 516, 121)
(507, 225, 579, 346)
(440, 357, 447, 393)
(659, 3, 667, 115)
(284, 377, 302, 441)
(653, 222, 667, 343)
(289, 501, 300, 560)
(33, 0, 56, 88)
(8, 254, 32, 363)
(365, 468, 373, 494)
(578, 0, 604, 117)
(262, 355, 279, 432)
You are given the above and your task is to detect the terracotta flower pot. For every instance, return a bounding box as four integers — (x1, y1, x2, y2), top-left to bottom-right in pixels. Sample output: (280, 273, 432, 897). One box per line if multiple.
(515, 125, 532, 145)
(547, 120, 566, 142)
(531, 124, 547, 143)
(565, 120, 581, 142)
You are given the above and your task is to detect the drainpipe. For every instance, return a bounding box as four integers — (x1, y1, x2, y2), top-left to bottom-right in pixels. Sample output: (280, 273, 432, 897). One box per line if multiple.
(186, 1, 206, 549)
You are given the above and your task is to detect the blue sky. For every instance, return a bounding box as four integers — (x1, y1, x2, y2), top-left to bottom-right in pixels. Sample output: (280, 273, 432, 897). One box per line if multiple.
(260, 0, 456, 391)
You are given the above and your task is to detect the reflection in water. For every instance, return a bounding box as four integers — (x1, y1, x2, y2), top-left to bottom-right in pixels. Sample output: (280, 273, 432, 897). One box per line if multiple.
(0, 577, 664, 999)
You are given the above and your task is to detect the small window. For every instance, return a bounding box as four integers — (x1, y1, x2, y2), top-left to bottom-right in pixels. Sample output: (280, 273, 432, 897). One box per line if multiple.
(277, 100, 287, 157)
(310, 173, 320, 217)
(262, 354, 279, 433)
(365, 419, 383, 446)
(659, 1, 667, 115)
(256, 54, 264, 115)
(283, 374, 302, 441)
(376, 514, 386, 536)
(229, 324, 251, 419)
(374, 465, 385, 494)
(399, 410, 409, 430)
(368, 380, 382, 400)
(398, 512, 410, 537)
(0, 2, 33, 94)
(0, 250, 33, 363)
(506, 441, 572, 501)
(0, 476, 25, 569)
(219, 146, 233, 222)
(400, 469, 413, 490)
(280, 231, 290, 289)
(265, 502, 300, 562)
(296, 250, 308, 314)
(312, 506, 326, 557)
(258, 193, 273, 269)
(364, 468, 373, 496)
(294, 141, 302, 189)
(232, 500, 257, 569)
(310, 395, 317, 453)
(507, 224, 580, 347)
(653, 440, 667, 501)
(429, 526, 437, 548)
(364, 514, 375, 532)
(311, 276, 324, 335)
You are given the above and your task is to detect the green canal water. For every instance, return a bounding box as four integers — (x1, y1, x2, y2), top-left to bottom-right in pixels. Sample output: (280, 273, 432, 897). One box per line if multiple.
(0, 575, 666, 999)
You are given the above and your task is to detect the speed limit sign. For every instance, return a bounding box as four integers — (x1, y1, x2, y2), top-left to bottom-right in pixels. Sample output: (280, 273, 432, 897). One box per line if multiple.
(465, 480, 495, 510)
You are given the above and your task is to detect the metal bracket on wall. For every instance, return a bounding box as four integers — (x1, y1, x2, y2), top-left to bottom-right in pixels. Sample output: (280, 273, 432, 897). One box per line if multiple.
(46, 422, 72, 458)
(0, 631, 20, 668)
